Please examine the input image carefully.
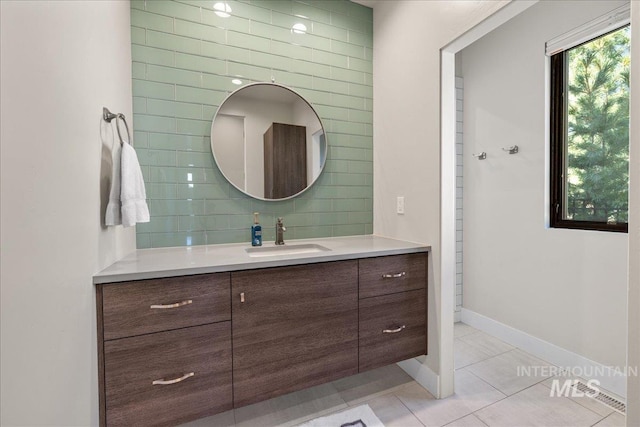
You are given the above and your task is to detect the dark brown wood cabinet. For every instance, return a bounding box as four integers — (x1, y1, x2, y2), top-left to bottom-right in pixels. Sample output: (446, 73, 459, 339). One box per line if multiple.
(358, 253, 428, 372)
(263, 122, 307, 199)
(101, 273, 230, 340)
(96, 273, 233, 427)
(104, 323, 232, 427)
(96, 252, 427, 426)
(359, 289, 427, 372)
(231, 261, 358, 407)
(359, 253, 427, 299)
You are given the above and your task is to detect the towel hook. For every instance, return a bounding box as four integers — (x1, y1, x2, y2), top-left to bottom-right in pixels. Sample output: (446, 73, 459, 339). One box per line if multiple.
(502, 145, 519, 154)
(103, 107, 131, 145)
(472, 152, 487, 160)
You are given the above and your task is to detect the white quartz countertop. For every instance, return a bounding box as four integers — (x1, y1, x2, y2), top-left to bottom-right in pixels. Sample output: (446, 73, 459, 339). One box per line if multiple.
(93, 235, 430, 284)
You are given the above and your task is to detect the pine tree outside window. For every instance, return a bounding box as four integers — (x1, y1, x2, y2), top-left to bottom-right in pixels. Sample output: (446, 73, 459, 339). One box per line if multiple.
(550, 24, 630, 232)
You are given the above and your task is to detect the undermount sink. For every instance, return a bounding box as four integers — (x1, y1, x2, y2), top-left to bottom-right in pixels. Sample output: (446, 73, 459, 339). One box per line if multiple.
(245, 243, 331, 258)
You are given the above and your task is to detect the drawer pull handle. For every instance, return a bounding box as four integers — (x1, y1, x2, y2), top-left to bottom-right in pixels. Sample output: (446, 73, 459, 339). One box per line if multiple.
(382, 272, 406, 279)
(150, 300, 193, 309)
(383, 325, 406, 334)
(240, 292, 245, 303)
(152, 372, 194, 385)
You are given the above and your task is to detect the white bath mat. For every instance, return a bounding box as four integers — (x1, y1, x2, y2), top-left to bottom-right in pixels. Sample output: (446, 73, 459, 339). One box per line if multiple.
(298, 404, 384, 427)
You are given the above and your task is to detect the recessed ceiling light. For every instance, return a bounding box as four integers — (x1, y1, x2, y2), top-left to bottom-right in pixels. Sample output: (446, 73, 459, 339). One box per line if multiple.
(213, 2, 232, 18)
(231, 79, 243, 85)
(291, 23, 307, 34)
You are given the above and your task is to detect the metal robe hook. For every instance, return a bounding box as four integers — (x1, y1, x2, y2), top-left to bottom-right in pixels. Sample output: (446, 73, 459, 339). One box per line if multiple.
(472, 152, 487, 160)
(502, 145, 519, 154)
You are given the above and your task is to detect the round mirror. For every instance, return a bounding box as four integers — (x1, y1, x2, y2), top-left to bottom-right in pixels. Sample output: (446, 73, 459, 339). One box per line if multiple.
(210, 83, 327, 201)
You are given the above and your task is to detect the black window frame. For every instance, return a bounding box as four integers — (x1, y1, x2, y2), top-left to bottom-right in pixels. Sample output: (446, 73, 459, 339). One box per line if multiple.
(549, 30, 629, 233)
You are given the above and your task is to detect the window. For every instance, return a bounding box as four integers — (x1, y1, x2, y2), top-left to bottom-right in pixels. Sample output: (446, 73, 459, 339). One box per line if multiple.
(550, 24, 630, 232)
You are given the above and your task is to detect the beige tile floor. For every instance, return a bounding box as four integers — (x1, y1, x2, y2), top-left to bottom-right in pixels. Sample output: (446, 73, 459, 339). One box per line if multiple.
(181, 323, 626, 427)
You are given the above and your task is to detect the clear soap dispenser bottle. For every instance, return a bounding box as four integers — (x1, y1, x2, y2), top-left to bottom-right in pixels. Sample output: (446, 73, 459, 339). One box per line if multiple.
(251, 212, 262, 246)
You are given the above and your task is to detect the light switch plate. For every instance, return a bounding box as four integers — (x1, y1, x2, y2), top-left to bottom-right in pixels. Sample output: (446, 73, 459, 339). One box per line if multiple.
(397, 196, 405, 214)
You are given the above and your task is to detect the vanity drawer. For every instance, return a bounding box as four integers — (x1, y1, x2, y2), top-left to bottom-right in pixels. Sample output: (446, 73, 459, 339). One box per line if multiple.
(101, 273, 230, 341)
(104, 322, 232, 427)
(359, 289, 427, 372)
(359, 253, 427, 299)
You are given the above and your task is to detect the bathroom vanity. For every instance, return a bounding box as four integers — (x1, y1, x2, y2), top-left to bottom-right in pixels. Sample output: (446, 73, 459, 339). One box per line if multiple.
(94, 235, 429, 427)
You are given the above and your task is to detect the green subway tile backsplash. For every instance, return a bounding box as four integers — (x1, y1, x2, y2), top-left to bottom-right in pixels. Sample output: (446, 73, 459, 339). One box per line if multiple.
(175, 84, 226, 105)
(147, 183, 178, 199)
(146, 30, 201, 55)
(133, 96, 147, 114)
(133, 45, 175, 67)
(177, 183, 230, 199)
(131, 26, 146, 44)
(136, 216, 179, 233)
(132, 63, 150, 80)
(174, 19, 226, 43)
(292, 2, 330, 25)
(133, 79, 176, 100)
(145, 0, 202, 22)
(251, 0, 293, 16)
(178, 215, 209, 232)
(151, 231, 208, 247)
(204, 198, 251, 215)
(227, 31, 271, 53)
(270, 39, 312, 61)
(176, 118, 211, 136)
(149, 132, 209, 151)
(294, 199, 332, 213)
(131, 0, 373, 249)
(271, 11, 311, 33)
(270, 70, 313, 90)
(146, 64, 201, 87)
(149, 199, 205, 216)
(131, 9, 174, 33)
(132, 0, 145, 11)
(250, 50, 294, 71)
(175, 52, 225, 74)
(146, 99, 202, 120)
(347, 29, 372, 48)
(176, 150, 215, 168)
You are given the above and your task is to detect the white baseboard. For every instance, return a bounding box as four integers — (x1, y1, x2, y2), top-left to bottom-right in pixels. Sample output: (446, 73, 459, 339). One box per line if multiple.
(461, 308, 627, 399)
(397, 358, 440, 397)
(454, 311, 462, 323)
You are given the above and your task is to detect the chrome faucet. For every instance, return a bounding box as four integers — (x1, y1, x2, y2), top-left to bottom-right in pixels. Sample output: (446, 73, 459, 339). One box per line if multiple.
(275, 217, 286, 245)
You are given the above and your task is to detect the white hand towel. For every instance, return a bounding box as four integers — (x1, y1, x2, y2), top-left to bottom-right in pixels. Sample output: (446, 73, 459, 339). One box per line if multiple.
(120, 142, 150, 227)
(105, 143, 122, 226)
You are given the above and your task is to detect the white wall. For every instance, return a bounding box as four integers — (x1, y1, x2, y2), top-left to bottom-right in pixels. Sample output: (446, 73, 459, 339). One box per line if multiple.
(627, 1, 640, 423)
(0, 1, 135, 425)
(461, 0, 628, 369)
(371, 0, 509, 389)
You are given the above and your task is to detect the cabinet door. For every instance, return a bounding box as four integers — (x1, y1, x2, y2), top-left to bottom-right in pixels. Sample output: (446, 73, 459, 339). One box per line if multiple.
(359, 289, 427, 372)
(104, 322, 232, 427)
(232, 261, 358, 407)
